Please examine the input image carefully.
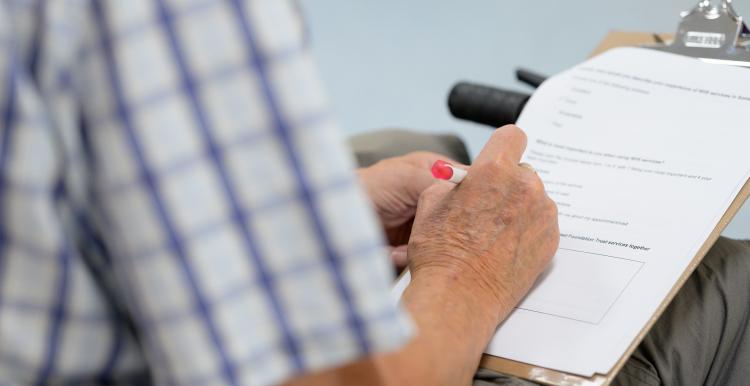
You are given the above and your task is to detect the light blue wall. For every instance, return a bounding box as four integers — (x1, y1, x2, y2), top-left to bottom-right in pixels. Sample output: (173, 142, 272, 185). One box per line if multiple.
(300, 0, 750, 238)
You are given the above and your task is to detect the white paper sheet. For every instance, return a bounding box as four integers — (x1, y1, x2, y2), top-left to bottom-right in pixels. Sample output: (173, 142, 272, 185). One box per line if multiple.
(393, 47, 750, 376)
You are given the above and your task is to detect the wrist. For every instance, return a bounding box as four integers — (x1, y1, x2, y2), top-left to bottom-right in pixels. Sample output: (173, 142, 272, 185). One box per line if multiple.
(404, 264, 510, 355)
(417, 265, 508, 320)
(394, 267, 508, 384)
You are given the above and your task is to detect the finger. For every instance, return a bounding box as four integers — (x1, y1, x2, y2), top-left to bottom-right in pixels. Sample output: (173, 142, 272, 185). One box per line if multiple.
(404, 151, 455, 169)
(402, 152, 460, 202)
(405, 151, 469, 172)
(414, 182, 453, 219)
(390, 245, 408, 267)
(474, 125, 528, 166)
(409, 164, 440, 199)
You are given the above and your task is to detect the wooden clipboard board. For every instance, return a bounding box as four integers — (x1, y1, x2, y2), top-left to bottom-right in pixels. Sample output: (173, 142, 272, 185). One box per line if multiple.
(477, 31, 750, 385)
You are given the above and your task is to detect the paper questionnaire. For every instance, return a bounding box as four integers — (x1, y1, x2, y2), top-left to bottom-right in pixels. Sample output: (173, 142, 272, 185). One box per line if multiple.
(393, 47, 750, 377)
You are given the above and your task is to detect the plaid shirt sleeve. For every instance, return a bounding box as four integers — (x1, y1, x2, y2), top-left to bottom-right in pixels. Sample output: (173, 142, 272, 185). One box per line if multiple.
(0, 1, 413, 385)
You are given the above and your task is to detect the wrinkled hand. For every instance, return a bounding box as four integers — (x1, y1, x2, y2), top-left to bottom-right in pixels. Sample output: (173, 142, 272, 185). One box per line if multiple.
(408, 125, 560, 325)
(357, 152, 454, 267)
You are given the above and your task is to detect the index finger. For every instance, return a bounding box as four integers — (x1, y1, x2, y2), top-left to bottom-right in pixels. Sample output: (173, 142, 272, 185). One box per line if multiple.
(474, 125, 528, 166)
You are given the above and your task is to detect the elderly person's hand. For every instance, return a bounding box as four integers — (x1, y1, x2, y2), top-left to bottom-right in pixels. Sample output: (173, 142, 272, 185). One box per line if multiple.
(357, 151, 459, 267)
(407, 125, 559, 331)
(288, 125, 559, 386)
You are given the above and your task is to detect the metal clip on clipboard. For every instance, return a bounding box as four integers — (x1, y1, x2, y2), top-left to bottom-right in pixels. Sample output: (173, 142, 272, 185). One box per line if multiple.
(448, 0, 750, 128)
(648, 0, 750, 66)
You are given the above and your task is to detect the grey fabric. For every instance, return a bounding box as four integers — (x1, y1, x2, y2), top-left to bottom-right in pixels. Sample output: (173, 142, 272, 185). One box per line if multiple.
(473, 369, 538, 386)
(350, 130, 750, 386)
(349, 129, 471, 167)
(612, 237, 750, 386)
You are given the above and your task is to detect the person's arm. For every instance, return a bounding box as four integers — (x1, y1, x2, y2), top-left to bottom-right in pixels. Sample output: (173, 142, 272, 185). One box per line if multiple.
(82, 2, 420, 385)
(284, 270, 499, 385)
(285, 125, 560, 385)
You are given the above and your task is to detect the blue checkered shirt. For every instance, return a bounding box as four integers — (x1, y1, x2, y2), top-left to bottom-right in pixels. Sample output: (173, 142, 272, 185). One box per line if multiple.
(0, 1, 413, 385)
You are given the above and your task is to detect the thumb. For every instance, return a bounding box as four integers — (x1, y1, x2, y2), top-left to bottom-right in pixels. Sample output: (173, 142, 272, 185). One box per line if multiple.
(474, 125, 527, 167)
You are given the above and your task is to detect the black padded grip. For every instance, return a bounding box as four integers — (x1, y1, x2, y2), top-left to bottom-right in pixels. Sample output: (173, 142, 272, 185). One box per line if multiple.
(448, 82, 531, 128)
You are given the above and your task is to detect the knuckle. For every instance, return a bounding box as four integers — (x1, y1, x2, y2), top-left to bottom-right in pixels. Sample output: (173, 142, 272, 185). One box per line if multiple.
(489, 159, 507, 174)
(517, 172, 544, 198)
(472, 159, 505, 178)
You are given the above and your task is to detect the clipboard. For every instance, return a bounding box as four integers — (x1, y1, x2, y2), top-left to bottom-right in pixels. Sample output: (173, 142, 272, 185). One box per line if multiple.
(481, 178, 750, 385)
(479, 2, 750, 384)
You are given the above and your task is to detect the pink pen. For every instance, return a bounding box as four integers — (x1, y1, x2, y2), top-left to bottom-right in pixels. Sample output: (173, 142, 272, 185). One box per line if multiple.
(431, 160, 468, 184)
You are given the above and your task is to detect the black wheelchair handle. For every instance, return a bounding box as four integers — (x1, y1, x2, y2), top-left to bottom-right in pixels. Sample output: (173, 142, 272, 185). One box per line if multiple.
(447, 82, 531, 128)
